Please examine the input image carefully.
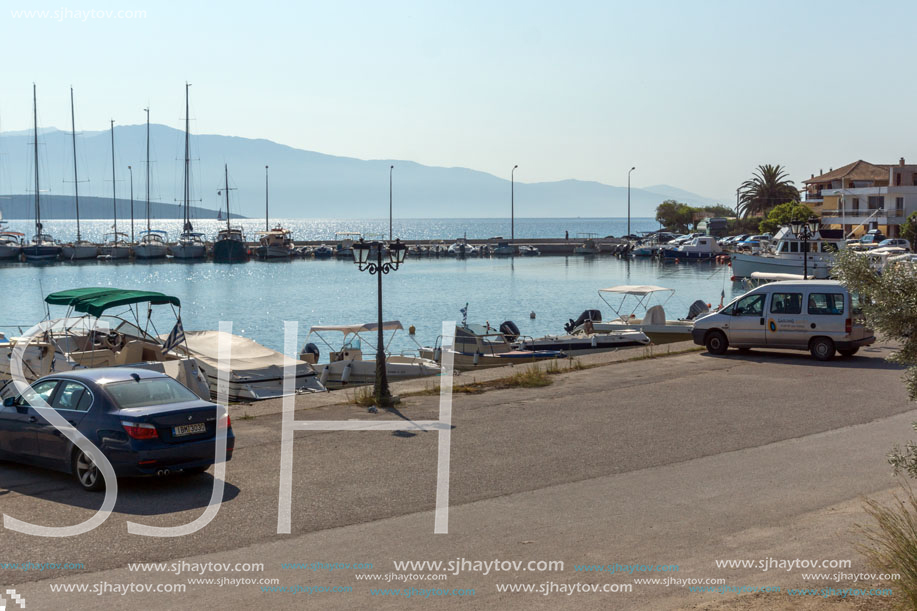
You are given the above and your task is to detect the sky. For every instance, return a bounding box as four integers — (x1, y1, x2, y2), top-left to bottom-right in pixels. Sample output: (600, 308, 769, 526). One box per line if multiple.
(1, 0, 915, 203)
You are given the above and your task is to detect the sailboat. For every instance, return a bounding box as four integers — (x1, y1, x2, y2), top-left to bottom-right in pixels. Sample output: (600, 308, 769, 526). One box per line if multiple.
(134, 108, 168, 259)
(255, 165, 294, 259)
(22, 84, 61, 263)
(212, 164, 249, 263)
(99, 120, 131, 259)
(61, 88, 99, 260)
(0, 211, 23, 260)
(170, 83, 207, 260)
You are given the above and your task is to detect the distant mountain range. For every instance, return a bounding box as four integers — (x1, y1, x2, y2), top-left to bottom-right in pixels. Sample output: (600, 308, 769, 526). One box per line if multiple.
(0, 194, 240, 222)
(0, 124, 721, 218)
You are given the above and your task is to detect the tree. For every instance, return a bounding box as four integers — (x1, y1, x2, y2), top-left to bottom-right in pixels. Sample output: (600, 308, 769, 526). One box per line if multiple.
(703, 204, 737, 218)
(737, 164, 800, 218)
(655, 200, 695, 233)
(757, 201, 814, 234)
(902, 211, 917, 252)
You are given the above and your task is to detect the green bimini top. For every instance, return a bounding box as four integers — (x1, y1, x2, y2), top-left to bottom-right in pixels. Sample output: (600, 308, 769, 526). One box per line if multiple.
(44, 288, 181, 317)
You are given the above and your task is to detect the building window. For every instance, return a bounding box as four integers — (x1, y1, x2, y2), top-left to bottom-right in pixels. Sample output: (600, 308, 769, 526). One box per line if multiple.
(868, 196, 884, 210)
(897, 173, 902, 186)
(896, 197, 904, 213)
(852, 197, 859, 211)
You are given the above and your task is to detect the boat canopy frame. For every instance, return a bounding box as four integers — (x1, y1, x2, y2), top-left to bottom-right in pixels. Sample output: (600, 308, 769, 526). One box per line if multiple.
(306, 320, 425, 356)
(597, 285, 676, 321)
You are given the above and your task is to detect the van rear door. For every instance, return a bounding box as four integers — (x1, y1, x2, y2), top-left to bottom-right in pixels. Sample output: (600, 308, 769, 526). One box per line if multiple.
(804, 290, 847, 345)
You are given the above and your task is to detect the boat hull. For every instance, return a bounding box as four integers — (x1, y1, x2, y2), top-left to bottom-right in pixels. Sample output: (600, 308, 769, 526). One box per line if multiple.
(520, 332, 650, 355)
(316, 357, 442, 390)
(134, 244, 168, 259)
(661, 250, 718, 259)
(0, 245, 21, 260)
(213, 239, 248, 263)
(170, 244, 207, 259)
(730, 253, 832, 279)
(256, 245, 293, 259)
(100, 245, 131, 259)
(574, 321, 693, 345)
(22, 245, 61, 262)
(61, 244, 99, 260)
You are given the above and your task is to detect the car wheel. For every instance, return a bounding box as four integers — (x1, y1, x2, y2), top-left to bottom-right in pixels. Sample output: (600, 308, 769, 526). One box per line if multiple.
(839, 347, 859, 357)
(72, 449, 105, 491)
(705, 330, 729, 355)
(810, 337, 836, 361)
(183, 465, 210, 475)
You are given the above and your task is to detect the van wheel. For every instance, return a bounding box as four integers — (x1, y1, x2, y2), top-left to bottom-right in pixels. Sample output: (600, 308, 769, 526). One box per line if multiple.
(839, 347, 859, 357)
(72, 449, 105, 492)
(810, 337, 836, 361)
(705, 330, 729, 355)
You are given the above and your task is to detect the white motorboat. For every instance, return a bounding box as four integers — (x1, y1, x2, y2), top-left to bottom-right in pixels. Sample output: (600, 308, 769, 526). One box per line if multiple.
(334, 232, 362, 259)
(0, 287, 210, 401)
(660, 236, 722, 260)
(420, 322, 566, 370)
(301, 321, 442, 389)
(573, 233, 600, 255)
(61, 87, 99, 261)
(256, 227, 295, 259)
(730, 226, 845, 279)
(166, 330, 325, 401)
(516, 330, 650, 355)
(448, 238, 478, 257)
(492, 241, 515, 256)
(565, 285, 709, 344)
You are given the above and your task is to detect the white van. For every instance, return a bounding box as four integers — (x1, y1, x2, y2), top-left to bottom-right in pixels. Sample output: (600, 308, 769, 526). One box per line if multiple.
(691, 280, 874, 360)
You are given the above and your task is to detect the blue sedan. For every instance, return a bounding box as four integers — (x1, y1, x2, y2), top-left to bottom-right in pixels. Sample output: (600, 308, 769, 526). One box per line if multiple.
(0, 368, 234, 491)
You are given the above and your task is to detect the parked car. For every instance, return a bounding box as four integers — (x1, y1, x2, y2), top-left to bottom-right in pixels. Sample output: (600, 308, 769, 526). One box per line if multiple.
(692, 280, 875, 361)
(878, 238, 911, 251)
(0, 368, 234, 491)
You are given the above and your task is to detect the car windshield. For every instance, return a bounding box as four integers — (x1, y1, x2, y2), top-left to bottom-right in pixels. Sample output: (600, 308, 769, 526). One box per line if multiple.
(105, 377, 199, 409)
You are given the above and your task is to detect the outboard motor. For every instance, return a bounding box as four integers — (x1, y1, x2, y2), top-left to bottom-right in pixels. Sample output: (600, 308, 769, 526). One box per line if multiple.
(500, 320, 520, 342)
(686, 300, 710, 320)
(564, 309, 602, 334)
(301, 342, 320, 364)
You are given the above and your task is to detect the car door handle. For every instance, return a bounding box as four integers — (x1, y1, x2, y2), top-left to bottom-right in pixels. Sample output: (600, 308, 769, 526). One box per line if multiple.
(28, 416, 37, 423)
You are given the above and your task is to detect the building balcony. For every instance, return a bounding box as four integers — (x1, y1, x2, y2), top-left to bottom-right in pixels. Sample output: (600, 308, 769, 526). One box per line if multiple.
(820, 208, 906, 225)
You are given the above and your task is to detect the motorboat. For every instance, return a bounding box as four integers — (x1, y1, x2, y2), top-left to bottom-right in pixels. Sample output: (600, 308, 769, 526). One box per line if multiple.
(0, 227, 23, 260)
(165, 330, 325, 401)
(564, 285, 708, 344)
(99, 232, 132, 259)
(334, 232, 362, 259)
(300, 321, 443, 389)
(134, 230, 169, 259)
(660, 236, 722, 259)
(518, 244, 540, 256)
(420, 322, 566, 370)
(0, 287, 211, 401)
(313, 244, 334, 259)
(492, 241, 515, 256)
(573, 233, 600, 255)
(730, 226, 845, 279)
(256, 227, 295, 259)
(515, 330, 650, 355)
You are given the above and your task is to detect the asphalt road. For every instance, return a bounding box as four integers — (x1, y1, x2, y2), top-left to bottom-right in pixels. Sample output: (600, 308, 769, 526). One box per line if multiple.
(0, 342, 913, 609)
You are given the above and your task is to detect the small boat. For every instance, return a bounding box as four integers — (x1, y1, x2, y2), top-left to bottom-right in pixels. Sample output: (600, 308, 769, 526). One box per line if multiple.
(448, 238, 478, 257)
(420, 322, 566, 370)
(166, 330, 325, 401)
(0, 227, 23, 260)
(519, 244, 540, 256)
(313, 244, 333, 259)
(22, 85, 62, 263)
(300, 322, 442, 389)
(0, 287, 211, 401)
(565, 285, 709, 344)
(492, 241, 515, 256)
(660, 236, 722, 260)
(573, 233, 600, 255)
(61, 88, 99, 261)
(334, 232, 362, 259)
(256, 227, 295, 259)
(212, 164, 249, 263)
(170, 83, 207, 260)
(516, 330, 650, 355)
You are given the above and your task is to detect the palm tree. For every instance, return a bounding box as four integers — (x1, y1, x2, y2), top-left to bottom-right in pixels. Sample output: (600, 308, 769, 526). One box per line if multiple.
(738, 164, 800, 218)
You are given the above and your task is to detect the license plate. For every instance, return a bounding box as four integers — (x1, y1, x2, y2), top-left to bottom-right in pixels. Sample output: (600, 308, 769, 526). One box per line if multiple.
(173, 422, 207, 437)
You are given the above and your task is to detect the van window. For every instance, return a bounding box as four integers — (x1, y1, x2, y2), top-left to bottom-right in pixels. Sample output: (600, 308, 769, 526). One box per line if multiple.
(808, 293, 845, 315)
(733, 294, 765, 317)
(770, 293, 802, 314)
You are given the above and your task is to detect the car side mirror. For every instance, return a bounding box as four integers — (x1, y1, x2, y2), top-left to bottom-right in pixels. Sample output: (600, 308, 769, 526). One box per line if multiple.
(3, 396, 17, 408)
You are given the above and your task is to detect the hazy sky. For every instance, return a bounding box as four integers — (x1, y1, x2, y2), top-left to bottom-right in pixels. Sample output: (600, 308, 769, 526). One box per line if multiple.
(1, 0, 915, 202)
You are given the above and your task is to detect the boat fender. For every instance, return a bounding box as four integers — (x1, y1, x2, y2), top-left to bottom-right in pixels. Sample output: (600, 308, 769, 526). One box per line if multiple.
(500, 320, 520, 342)
(341, 362, 352, 384)
(433, 348, 442, 362)
(590, 335, 597, 348)
(303, 342, 320, 362)
(319, 366, 330, 386)
(408, 325, 416, 335)
(473, 352, 480, 366)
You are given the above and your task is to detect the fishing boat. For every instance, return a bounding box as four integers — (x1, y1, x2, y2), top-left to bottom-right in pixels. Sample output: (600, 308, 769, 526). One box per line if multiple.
(564, 285, 709, 344)
(170, 83, 207, 260)
(573, 233, 600, 255)
(99, 120, 131, 259)
(0, 288, 210, 401)
(300, 322, 442, 389)
(660, 235, 722, 260)
(134, 108, 168, 259)
(730, 226, 844, 279)
(22, 85, 62, 263)
(213, 164, 249, 263)
(256, 228, 294, 259)
(60, 88, 99, 261)
(164, 330, 325, 401)
(420, 322, 566, 370)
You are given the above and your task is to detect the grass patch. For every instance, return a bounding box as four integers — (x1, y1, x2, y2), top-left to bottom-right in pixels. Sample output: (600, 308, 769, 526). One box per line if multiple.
(506, 364, 553, 388)
(236, 413, 255, 421)
(858, 483, 917, 608)
(545, 358, 586, 375)
(351, 385, 377, 407)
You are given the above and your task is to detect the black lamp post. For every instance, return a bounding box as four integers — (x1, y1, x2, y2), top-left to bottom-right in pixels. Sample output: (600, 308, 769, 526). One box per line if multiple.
(789, 217, 820, 279)
(353, 237, 408, 407)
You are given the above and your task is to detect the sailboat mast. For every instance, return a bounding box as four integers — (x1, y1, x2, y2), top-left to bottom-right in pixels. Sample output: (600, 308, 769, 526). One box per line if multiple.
(110, 119, 117, 239)
(145, 107, 151, 234)
(183, 83, 191, 232)
(70, 87, 81, 241)
(32, 83, 40, 234)
(265, 165, 269, 231)
(224, 163, 230, 233)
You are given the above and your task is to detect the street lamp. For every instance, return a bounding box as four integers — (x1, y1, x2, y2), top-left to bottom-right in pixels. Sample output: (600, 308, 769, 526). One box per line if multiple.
(789, 216, 820, 279)
(353, 237, 408, 408)
(627, 167, 636, 237)
(389, 165, 394, 242)
(511, 165, 518, 243)
(128, 165, 134, 244)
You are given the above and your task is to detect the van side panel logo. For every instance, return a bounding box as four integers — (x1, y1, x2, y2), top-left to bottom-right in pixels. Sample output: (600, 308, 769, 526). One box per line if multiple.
(768, 319, 777, 332)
